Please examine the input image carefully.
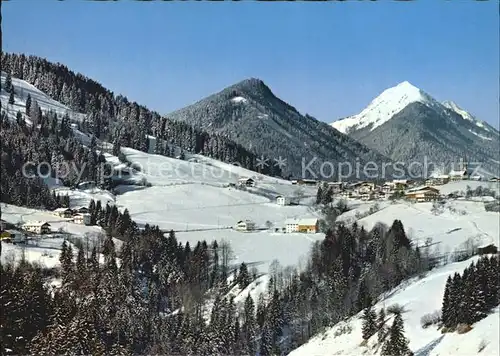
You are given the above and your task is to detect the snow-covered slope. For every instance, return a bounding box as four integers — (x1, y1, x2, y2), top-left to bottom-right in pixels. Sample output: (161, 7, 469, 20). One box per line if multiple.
(442, 100, 497, 134)
(332, 81, 441, 134)
(111, 147, 322, 272)
(1, 72, 86, 122)
(289, 257, 500, 356)
(1, 72, 91, 146)
(355, 200, 499, 253)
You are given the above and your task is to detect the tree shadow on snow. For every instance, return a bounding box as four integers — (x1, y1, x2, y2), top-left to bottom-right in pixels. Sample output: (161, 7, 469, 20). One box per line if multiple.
(414, 335, 445, 356)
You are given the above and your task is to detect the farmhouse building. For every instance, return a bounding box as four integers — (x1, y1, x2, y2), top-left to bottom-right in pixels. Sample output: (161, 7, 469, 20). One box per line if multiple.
(276, 195, 289, 206)
(298, 218, 319, 233)
(23, 221, 51, 235)
(73, 213, 91, 226)
(238, 178, 255, 187)
(327, 182, 344, 194)
(73, 206, 90, 215)
(235, 220, 256, 231)
(449, 169, 468, 181)
(405, 186, 440, 202)
(52, 207, 73, 218)
(284, 217, 319, 234)
(426, 175, 450, 186)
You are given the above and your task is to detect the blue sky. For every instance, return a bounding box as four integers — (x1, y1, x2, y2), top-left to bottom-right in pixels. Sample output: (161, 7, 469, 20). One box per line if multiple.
(3, 1, 499, 127)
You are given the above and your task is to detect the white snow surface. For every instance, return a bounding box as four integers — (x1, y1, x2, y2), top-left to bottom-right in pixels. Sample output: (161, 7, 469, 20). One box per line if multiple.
(468, 129, 493, 141)
(231, 96, 248, 103)
(112, 147, 321, 272)
(351, 199, 499, 253)
(331, 81, 441, 134)
(1, 72, 86, 122)
(289, 256, 500, 356)
(443, 100, 493, 132)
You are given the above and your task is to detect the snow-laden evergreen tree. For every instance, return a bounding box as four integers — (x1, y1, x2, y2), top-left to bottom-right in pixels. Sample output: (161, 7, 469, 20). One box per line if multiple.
(381, 311, 411, 356)
(377, 307, 388, 344)
(242, 294, 257, 355)
(361, 306, 377, 340)
(441, 275, 453, 328)
(4, 72, 13, 92)
(8, 91, 14, 105)
(237, 262, 251, 290)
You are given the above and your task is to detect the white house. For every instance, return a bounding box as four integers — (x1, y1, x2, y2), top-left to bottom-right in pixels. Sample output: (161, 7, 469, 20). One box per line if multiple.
(284, 218, 300, 233)
(52, 207, 73, 218)
(22, 221, 51, 235)
(284, 217, 320, 233)
(73, 213, 91, 226)
(235, 220, 256, 231)
(449, 169, 468, 181)
(276, 195, 289, 206)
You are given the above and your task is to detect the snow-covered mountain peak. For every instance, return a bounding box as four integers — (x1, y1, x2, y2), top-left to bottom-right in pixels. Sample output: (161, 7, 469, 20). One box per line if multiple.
(332, 81, 437, 134)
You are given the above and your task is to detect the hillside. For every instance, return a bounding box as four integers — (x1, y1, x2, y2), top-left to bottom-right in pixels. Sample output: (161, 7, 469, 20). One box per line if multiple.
(1, 53, 282, 177)
(289, 256, 500, 356)
(331, 81, 500, 178)
(168, 78, 396, 179)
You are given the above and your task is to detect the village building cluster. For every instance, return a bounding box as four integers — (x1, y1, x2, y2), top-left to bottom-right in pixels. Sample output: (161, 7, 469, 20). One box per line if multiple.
(1, 206, 94, 244)
(52, 206, 92, 225)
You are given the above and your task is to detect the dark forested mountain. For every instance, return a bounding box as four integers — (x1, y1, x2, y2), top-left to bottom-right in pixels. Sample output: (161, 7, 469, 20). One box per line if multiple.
(0, 53, 281, 177)
(168, 78, 396, 179)
(332, 81, 500, 177)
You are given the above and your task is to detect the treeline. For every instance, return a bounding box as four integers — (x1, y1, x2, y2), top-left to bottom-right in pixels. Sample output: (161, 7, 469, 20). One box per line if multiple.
(442, 255, 499, 330)
(1, 53, 282, 177)
(0, 107, 106, 208)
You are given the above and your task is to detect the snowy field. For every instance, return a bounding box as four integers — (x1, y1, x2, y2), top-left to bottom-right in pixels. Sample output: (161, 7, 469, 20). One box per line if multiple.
(438, 180, 500, 196)
(340, 199, 499, 254)
(289, 256, 500, 356)
(110, 148, 321, 272)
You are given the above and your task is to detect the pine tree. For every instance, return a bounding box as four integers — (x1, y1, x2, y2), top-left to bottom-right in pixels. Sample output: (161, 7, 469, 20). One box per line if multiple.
(25, 93, 32, 115)
(237, 262, 250, 290)
(59, 240, 74, 285)
(361, 306, 377, 340)
(441, 275, 453, 328)
(5, 72, 12, 92)
(154, 137, 163, 155)
(356, 278, 372, 312)
(316, 185, 323, 205)
(381, 312, 411, 356)
(470, 260, 488, 323)
(242, 294, 257, 355)
(377, 307, 387, 344)
(8, 91, 15, 105)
